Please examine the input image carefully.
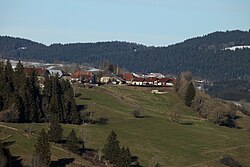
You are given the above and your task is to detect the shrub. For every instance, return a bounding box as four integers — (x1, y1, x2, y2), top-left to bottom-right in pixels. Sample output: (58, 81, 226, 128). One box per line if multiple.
(132, 106, 144, 118)
(219, 155, 241, 167)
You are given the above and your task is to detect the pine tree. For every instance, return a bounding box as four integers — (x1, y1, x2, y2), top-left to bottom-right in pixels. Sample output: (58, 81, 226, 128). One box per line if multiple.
(42, 76, 53, 121)
(116, 146, 131, 167)
(0, 95, 4, 111)
(155, 163, 161, 167)
(32, 128, 51, 167)
(0, 141, 8, 167)
(29, 69, 44, 121)
(67, 100, 81, 124)
(51, 76, 64, 122)
(185, 82, 196, 107)
(21, 69, 44, 122)
(8, 94, 24, 122)
(62, 79, 81, 124)
(23, 78, 38, 122)
(4, 60, 14, 80)
(48, 115, 63, 143)
(103, 131, 121, 164)
(66, 129, 79, 154)
(14, 60, 26, 92)
(1, 60, 15, 109)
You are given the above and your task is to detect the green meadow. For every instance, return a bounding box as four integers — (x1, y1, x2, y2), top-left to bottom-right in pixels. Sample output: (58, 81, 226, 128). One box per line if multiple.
(1, 85, 250, 166)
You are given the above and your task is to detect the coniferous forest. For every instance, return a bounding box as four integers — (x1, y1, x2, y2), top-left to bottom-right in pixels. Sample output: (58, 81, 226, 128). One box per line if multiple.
(0, 60, 81, 123)
(0, 30, 250, 81)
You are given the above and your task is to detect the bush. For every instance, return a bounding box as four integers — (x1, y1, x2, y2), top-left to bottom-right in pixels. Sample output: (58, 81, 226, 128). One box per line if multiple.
(132, 106, 144, 118)
(132, 110, 141, 118)
(74, 93, 81, 98)
(219, 155, 241, 167)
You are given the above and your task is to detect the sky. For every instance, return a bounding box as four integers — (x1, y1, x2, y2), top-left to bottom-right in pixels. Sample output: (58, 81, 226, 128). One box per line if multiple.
(0, 0, 250, 46)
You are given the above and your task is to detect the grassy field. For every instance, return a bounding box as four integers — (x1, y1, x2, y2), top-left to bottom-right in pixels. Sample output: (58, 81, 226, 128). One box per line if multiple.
(1, 85, 250, 166)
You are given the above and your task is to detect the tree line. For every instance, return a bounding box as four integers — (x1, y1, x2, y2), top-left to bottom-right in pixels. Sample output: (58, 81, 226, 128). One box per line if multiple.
(0, 60, 81, 124)
(1, 30, 250, 81)
(8, 126, 140, 167)
(33, 129, 141, 167)
(175, 72, 243, 128)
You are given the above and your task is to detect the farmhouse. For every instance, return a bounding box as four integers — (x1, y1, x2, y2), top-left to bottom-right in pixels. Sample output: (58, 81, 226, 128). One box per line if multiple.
(48, 69, 63, 78)
(100, 75, 125, 84)
(158, 78, 176, 86)
(71, 71, 95, 83)
(143, 77, 158, 85)
(131, 77, 144, 86)
(122, 72, 176, 86)
(100, 77, 113, 84)
(123, 73, 134, 84)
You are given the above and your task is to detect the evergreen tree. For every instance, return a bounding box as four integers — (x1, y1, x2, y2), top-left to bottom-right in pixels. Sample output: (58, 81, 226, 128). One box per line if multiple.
(7, 94, 24, 122)
(185, 82, 196, 107)
(0, 141, 8, 167)
(19, 68, 44, 122)
(32, 128, 51, 167)
(66, 100, 81, 124)
(155, 163, 161, 167)
(29, 70, 44, 121)
(14, 60, 26, 92)
(103, 131, 121, 164)
(116, 146, 131, 167)
(4, 60, 14, 80)
(1, 60, 15, 109)
(0, 95, 3, 111)
(51, 76, 64, 122)
(0, 62, 4, 111)
(66, 129, 79, 154)
(62, 79, 81, 124)
(48, 115, 63, 143)
(23, 78, 39, 122)
(42, 76, 53, 121)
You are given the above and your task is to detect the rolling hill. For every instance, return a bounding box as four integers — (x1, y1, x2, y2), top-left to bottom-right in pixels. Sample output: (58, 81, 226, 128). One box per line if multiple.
(1, 29, 250, 81)
(1, 85, 250, 166)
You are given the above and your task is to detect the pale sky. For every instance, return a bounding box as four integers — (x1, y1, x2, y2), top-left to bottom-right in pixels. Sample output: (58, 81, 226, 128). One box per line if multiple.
(0, 0, 250, 46)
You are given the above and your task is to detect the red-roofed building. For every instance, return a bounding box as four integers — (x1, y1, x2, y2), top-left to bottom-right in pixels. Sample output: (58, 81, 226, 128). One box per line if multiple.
(71, 71, 95, 83)
(123, 73, 134, 84)
(122, 72, 176, 86)
(158, 78, 176, 86)
(131, 77, 144, 85)
(143, 77, 158, 85)
(23, 67, 48, 77)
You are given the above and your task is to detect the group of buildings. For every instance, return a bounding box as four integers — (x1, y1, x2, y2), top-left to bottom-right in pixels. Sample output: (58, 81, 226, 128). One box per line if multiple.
(122, 73, 176, 86)
(22, 67, 176, 88)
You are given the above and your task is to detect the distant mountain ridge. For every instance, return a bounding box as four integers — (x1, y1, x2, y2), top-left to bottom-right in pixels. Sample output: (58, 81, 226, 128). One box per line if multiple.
(1, 30, 250, 81)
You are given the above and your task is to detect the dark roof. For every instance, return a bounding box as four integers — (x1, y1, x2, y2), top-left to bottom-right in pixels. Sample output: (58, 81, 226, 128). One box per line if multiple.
(144, 77, 157, 82)
(158, 78, 176, 83)
(72, 71, 93, 78)
(23, 67, 47, 76)
(132, 77, 144, 82)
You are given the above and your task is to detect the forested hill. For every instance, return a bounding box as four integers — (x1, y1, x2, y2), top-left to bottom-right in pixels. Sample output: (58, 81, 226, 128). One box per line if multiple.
(1, 30, 250, 81)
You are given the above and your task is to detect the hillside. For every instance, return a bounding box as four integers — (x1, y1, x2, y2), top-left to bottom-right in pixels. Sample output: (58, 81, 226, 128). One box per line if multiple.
(1, 30, 250, 81)
(1, 85, 250, 166)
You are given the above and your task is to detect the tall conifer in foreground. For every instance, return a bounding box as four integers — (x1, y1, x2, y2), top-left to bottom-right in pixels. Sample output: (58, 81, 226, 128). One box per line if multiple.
(116, 146, 131, 167)
(66, 129, 79, 154)
(32, 128, 51, 167)
(103, 131, 121, 164)
(185, 82, 196, 107)
(48, 115, 63, 143)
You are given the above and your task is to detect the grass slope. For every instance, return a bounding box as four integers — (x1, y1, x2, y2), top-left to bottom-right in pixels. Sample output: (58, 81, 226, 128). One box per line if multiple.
(0, 123, 97, 167)
(1, 85, 250, 166)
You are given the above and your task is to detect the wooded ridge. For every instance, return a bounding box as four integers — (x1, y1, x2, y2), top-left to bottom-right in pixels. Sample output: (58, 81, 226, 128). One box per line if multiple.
(1, 30, 250, 81)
